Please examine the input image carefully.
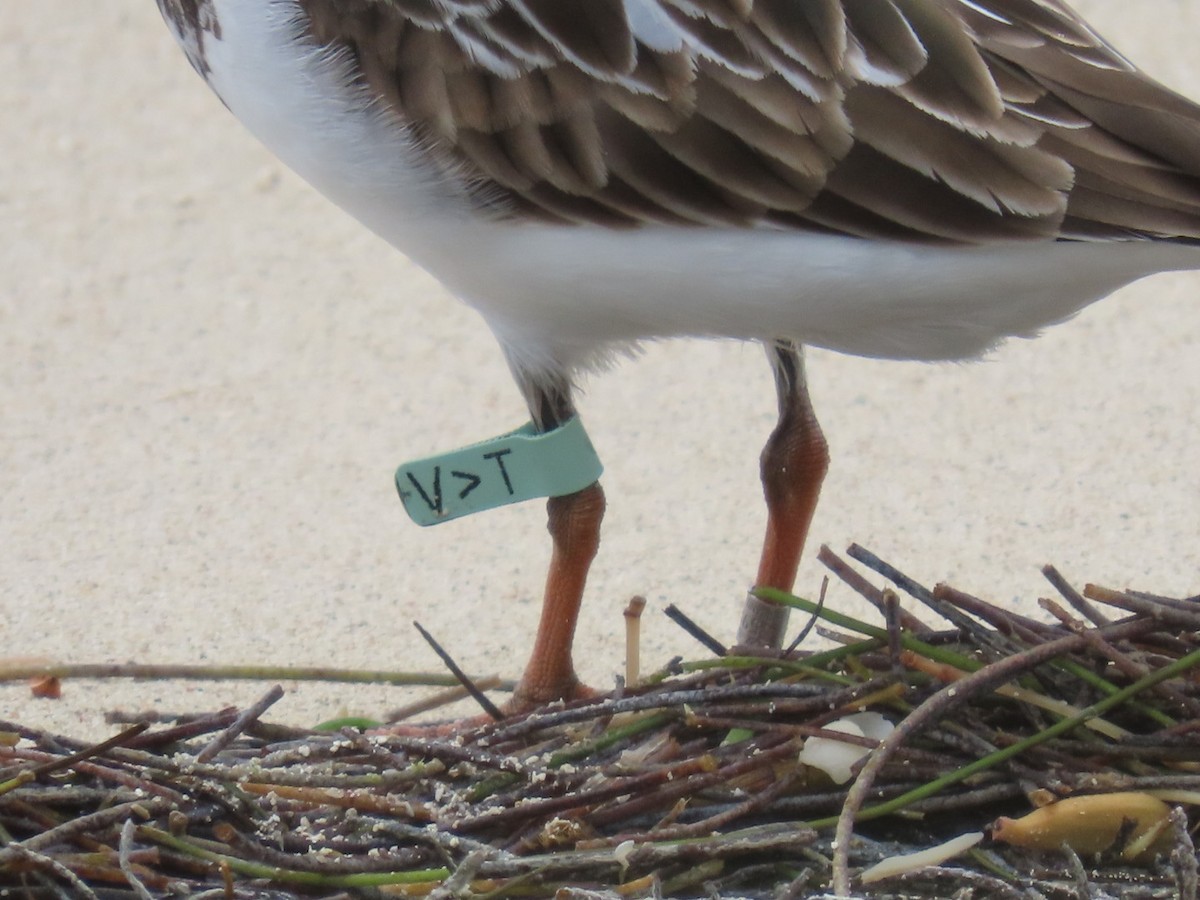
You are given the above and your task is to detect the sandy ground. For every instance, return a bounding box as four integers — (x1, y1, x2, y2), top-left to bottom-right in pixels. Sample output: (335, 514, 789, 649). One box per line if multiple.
(3, 2, 1200, 741)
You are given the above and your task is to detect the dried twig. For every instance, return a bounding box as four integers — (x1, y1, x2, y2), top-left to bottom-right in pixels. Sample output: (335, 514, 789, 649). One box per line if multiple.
(119, 817, 156, 900)
(3, 551, 1199, 899)
(663, 603, 728, 656)
(414, 620, 505, 722)
(196, 684, 284, 763)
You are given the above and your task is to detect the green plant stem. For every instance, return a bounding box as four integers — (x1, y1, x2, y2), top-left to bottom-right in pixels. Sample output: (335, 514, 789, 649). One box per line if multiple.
(755, 588, 979, 672)
(812, 644, 1200, 831)
(756, 588, 1175, 727)
(0, 662, 507, 689)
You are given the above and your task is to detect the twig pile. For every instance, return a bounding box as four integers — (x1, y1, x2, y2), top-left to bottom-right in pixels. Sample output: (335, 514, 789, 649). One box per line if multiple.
(2, 545, 1200, 898)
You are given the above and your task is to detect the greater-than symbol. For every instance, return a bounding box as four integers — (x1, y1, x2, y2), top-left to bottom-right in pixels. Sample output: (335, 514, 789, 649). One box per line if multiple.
(451, 470, 481, 500)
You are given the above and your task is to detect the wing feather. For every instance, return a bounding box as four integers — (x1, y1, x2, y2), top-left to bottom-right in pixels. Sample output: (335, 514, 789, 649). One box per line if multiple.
(298, 0, 1200, 243)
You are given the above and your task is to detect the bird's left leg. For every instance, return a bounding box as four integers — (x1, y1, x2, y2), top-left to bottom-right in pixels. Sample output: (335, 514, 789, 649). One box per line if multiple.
(508, 369, 605, 710)
(737, 341, 829, 651)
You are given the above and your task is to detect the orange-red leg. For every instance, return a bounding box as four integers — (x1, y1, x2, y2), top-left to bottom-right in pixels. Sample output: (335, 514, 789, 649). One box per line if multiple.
(382, 480, 604, 734)
(511, 481, 606, 709)
(737, 343, 829, 651)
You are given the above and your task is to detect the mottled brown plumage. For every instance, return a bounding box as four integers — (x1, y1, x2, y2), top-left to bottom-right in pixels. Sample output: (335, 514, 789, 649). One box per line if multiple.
(293, 0, 1200, 242)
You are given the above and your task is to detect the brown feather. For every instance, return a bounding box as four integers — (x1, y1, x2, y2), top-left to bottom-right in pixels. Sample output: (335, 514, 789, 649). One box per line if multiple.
(294, 0, 1200, 244)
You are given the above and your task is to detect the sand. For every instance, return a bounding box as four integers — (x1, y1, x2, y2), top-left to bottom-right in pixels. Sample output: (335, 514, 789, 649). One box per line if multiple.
(3, 1, 1199, 740)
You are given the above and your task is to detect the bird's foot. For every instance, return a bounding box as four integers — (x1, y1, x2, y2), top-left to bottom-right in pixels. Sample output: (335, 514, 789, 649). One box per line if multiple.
(507, 675, 597, 713)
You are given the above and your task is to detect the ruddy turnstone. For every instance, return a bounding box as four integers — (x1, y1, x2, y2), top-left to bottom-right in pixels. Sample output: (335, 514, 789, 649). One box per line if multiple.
(154, 0, 1200, 710)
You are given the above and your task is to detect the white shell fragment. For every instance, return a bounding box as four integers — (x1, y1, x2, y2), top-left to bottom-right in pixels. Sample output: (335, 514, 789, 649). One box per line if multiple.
(859, 831, 985, 884)
(798, 712, 894, 785)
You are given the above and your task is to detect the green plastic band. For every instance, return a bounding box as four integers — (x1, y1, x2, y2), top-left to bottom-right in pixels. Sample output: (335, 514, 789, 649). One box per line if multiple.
(395, 416, 603, 527)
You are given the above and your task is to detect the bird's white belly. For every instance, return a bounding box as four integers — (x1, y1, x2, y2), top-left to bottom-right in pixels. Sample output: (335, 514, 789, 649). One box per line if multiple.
(445, 225, 1199, 367)
(186, 0, 1200, 374)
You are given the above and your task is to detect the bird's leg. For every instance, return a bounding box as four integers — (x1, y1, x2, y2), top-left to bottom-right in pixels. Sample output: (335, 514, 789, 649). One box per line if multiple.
(511, 480, 605, 708)
(737, 342, 829, 651)
(508, 370, 605, 710)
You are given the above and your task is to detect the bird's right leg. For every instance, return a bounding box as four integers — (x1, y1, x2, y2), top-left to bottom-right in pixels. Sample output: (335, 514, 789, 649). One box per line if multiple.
(737, 341, 829, 651)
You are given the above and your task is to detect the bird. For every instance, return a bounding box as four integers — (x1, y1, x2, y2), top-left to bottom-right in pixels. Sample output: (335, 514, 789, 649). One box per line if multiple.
(154, 0, 1200, 712)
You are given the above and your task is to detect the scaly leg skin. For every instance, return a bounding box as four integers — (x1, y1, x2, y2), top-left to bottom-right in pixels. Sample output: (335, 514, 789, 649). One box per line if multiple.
(505, 367, 605, 710)
(509, 481, 605, 710)
(381, 483, 604, 736)
(382, 373, 603, 734)
(736, 342, 829, 652)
